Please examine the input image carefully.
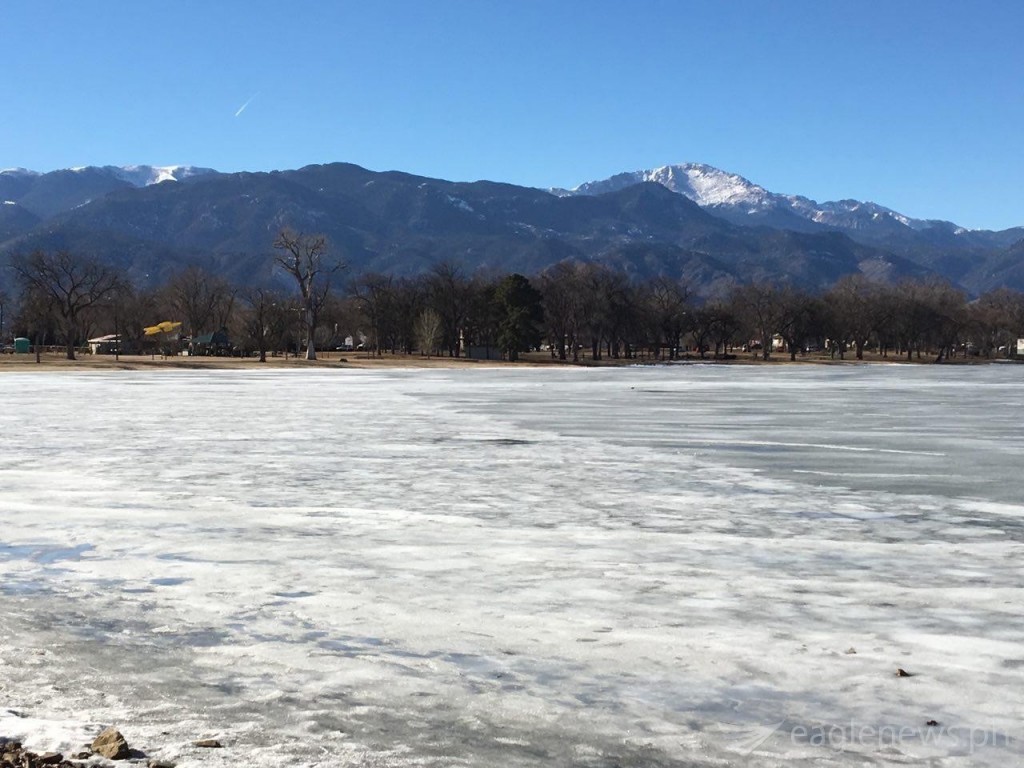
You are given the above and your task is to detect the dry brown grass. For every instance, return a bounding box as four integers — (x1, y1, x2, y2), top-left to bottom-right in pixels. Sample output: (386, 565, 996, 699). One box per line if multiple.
(0, 348, 990, 372)
(0, 350, 529, 372)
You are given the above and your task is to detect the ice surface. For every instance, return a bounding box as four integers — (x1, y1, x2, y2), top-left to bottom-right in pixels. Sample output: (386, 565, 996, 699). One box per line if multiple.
(1, 366, 1022, 767)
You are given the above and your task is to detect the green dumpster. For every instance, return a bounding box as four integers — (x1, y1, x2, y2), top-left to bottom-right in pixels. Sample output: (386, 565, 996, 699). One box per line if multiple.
(13, 337, 30, 354)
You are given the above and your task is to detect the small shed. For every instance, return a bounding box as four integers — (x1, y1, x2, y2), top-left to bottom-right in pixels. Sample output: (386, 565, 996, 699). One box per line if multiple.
(466, 345, 501, 361)
(190, 329, 232, 356)
(13, 337, 30, 354)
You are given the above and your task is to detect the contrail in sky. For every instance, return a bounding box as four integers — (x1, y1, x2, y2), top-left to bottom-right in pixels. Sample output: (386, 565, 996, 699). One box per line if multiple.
(234, 92, 260, 117)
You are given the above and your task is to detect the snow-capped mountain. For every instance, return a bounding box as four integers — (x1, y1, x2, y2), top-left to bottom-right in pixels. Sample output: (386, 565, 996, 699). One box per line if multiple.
(555, 163, 957, 240)
(560, 163, 776, 208)
(2, 160, 1023, 297)
(88, 164, 217, 187)
(0, 167, 41, 177)
(0, 164, 220, 220)
(4, 164, 215, 186)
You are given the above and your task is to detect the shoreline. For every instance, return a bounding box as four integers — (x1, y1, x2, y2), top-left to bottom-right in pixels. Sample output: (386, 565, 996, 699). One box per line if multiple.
(0, 351, 1015, 372)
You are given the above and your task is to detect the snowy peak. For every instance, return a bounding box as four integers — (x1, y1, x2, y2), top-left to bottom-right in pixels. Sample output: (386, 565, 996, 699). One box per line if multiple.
(0, 167, 41, 177)
(562, 163, 774, 209)
(642, 164, 775, 208)
(559, 163, 955, 239)
(114, 164, 217, 187)
(0, 164, 221, 221)
(71, 165, 218, 187)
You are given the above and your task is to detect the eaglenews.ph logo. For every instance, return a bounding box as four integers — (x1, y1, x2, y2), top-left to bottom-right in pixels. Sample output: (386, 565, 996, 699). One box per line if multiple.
(722, 721, 787, 755)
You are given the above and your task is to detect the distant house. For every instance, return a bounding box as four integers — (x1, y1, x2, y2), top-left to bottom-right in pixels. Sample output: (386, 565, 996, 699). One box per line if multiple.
(189, 329, 232, 356)
(1017, 338, 1024, 357)
(87, 334, 121, 355)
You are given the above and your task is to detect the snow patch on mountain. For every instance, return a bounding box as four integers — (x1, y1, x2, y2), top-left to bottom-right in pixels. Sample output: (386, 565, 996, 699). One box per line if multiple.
(446, 195, 474, 213)
(64, 165, 216, 186)
(559, 163, 952, 235)
(110, 165, 216, 186)
(646, 164, 774, 208)
(0, 168, 40, 177)
(561, 163, 777, 209)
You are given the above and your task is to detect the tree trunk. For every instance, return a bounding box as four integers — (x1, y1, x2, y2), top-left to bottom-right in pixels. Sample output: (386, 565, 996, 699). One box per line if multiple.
(305, 314, 316, 360)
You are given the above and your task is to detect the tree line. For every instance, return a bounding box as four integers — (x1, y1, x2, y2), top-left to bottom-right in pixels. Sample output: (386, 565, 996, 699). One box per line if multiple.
(3, 231, 1024, 363)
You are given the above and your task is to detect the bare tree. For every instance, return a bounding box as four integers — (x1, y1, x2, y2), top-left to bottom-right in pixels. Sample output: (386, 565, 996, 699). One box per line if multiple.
(240, 287, 287, 362)
(890, 279, 935, 361)
(350, 273, 394, 357)
(426, 262, 472, 357)
(690, 300, 744, 360)
(10, 250, 124, 360)
(0, 290, 9, 343)
(970, 288, 1024, 358)
(415, 308, 444, 357)
(538, 262, 579, 361)
(921, 279, 967, 362)
(730, 281, 784, 360)
(273, 229, 344, 360)
(825, 275, 884, 360)
(643, 275, 691, 360)
(167, 265, 236, 339)
(11, 285, 54, 363)
(116, 286, 164, 356)
(97, 280, 134, 360)
(390, 277, 426, 354)
(773, 286, 820, 361)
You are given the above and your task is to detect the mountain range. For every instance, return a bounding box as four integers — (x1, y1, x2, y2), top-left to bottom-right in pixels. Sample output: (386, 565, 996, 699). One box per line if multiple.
(1, 161, 1021, 297)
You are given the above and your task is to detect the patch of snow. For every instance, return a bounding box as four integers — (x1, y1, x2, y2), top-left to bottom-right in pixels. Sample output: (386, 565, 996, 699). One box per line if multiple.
(2, 200, 17, 205)
(110, 165, 216, 187)
(445, 195, 474, 213)
(648, 163, 773, 208)
(563, 164, 938, 233)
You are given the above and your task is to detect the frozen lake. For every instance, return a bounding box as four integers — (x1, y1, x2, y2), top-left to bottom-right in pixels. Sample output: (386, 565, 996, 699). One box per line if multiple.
(1, 365, 1022, 767)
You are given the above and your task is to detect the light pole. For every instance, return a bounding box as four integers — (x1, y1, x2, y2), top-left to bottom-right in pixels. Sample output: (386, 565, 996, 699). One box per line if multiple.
(113, 296, 120, 362)
(105, 288, 121, 361)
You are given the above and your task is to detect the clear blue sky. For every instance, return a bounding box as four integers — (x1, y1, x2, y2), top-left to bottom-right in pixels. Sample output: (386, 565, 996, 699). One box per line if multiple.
(2, 1, 1022, 230)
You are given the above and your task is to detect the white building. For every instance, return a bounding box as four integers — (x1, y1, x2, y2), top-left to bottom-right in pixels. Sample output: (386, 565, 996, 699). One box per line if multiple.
(87, 334, 121, 355)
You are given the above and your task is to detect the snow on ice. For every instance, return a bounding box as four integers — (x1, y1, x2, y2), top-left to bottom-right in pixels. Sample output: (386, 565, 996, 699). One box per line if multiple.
(1, 366, 1022, 767)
